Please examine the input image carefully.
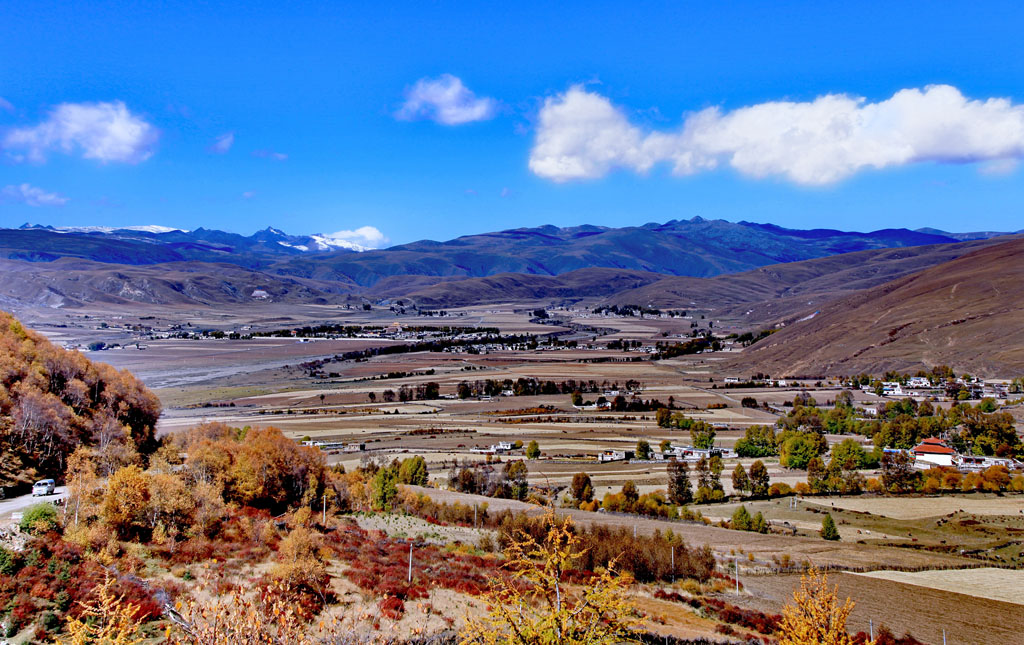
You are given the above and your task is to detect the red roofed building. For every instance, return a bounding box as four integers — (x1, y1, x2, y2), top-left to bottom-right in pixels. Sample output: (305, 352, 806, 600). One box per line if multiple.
(912, 437, 956, 468)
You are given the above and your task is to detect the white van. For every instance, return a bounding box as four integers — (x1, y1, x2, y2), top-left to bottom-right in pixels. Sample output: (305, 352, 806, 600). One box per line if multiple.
(32, 479, 55, 496)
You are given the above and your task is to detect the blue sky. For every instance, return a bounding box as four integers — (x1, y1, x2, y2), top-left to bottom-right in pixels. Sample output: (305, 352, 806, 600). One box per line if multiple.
(2, 1, 1024, 246)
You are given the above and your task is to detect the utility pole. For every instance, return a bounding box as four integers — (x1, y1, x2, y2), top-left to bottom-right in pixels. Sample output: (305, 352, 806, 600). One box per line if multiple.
(408, 541, 413, 583)
(322, 494, 327, 525)
(735, 555, 740, 594)
(670, 547, 675, 582)
(869, 619, 874, 641)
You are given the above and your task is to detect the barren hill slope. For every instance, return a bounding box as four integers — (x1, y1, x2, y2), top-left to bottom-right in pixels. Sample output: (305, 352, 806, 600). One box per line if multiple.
(406, 237, 1005, 317)
(728, 237, 1024, 377)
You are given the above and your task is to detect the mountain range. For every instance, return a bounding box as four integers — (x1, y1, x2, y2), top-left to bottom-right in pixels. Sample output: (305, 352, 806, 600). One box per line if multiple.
(2, 218, 1022, 375)
(7, 218, 1016, 284)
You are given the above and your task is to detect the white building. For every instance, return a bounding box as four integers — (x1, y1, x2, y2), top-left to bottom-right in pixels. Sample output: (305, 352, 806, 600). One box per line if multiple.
(911, 437, 955, 468)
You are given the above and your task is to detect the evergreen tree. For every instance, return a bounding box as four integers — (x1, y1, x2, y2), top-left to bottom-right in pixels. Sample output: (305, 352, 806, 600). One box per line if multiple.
(751, 511, 768, 534)
(820, 513, 840, 541)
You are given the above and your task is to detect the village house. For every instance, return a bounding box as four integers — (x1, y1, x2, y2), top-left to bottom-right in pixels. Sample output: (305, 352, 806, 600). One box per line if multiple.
(911, 437, 956, 468)
(598, 449, 634, 463)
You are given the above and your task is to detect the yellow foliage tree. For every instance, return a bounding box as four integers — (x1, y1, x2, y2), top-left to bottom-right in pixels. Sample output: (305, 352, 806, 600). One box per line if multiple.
(272, 525, 330, 604)
(460, 509, 641, 645)
(58, 574, 147, 645)
(102, 465, 150, 538)
(778, 568, 860, 645)
(65, 446, 101, 530)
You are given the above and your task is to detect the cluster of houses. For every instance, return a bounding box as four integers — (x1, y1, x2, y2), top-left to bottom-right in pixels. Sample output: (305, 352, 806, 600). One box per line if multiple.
(863, 377, 1012, 400)
(904, 437, 1019, 471)
(598, 445, 738, 463)
(300, 440, 365, 453)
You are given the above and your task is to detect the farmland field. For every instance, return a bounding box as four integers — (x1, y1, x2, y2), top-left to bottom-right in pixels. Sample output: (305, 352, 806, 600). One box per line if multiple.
(740, 572, 1024, 645)
(853, 567, 1024, 605)
(802, 495, 1024, 519)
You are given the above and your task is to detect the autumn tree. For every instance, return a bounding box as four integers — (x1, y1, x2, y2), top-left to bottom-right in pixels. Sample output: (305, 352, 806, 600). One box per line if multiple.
(732, 463, 750, 496)
(273, 525, 330, 603)
(731, 505, 751, 531)
(694, 456, 724, 503)
(570, 472, 593, 503)
(778, 568, 855, 645)
(734, 425, 778, 457)
(460, 509, 642, 645)
(748, 460, 770, 498)
(397, 455, 428, 486)
(371, 466, 398, 510)
(807, 457, 827, 493)
(621, 480, 639, 507)
(667, 460, 692, 505)
(526, 440, 541, 459)
(689, 421, 716, 449)
(65, 446, 101, 530)
(504, 460, 529, 500)
(102, 465, 150, 539)
(635, 440, 651, 460)
(881, 450, 919, 493)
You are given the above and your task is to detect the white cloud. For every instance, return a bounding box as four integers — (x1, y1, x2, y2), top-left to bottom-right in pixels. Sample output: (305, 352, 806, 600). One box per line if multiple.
(0, 97, 13, 112)
(529, 85, 1024, 185)
(3, 101, 158, 164)
(396, 74, 497, 125)
(1, 183, 69, 207)
(242, 191, 255, 199)
(253, 149, 288, 161)
(326, 226, 388, 249)
(209, 132, 234, 154)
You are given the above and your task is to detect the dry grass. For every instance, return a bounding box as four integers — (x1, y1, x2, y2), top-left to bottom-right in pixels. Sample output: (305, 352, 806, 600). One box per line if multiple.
(802, 495, 1024, 520)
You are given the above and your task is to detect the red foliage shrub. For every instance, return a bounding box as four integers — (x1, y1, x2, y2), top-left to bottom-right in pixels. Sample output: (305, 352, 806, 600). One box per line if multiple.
(378, 596, 405, 620)
(324, 520, 504, 602)
(652, 588, 779, 635)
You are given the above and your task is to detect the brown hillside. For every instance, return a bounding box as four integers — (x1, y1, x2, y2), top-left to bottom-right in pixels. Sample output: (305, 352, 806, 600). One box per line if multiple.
(728, 237, 1024, 377)
(400, 268, 665, 307)
(0, 311, 161, 489)
(604, 237, 1008, 322)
